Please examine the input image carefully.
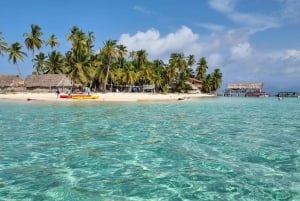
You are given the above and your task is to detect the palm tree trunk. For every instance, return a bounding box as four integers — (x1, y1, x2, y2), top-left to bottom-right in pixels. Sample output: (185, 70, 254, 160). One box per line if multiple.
(16, 63, 22, 79)
(103, 56, 111, 93)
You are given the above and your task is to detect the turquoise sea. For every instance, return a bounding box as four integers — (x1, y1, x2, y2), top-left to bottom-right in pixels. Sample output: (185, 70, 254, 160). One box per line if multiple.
(0, 97, 299, 201)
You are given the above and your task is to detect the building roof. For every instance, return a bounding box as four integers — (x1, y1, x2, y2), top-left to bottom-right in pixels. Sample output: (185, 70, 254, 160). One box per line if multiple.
(0, 75, 23, 88)
(25, 74, 73, 88)
(227, 82, 263, 89)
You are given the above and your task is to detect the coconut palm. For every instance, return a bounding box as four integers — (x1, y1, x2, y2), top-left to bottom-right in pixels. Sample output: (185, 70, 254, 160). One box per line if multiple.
(210, 68, 222, 91)
(116, 44, 127, 68)
(65, 49, 91, 84)
(134, 49, 148, 70)
(201, 74, 212, 93)
(33, 52, 47, 74)
(47, 34, 59, 49)
(86, 32, 95, 55)
(7, 42, 27, 78)
(0, 32, 8, 55)
(169, 53, 187, 72)
(187, 54, 195, 77)
(196, 57, 208, 80)
(45, 51, 66, 74)
(122, 62, 138, 91)
(23, 24, 43, 61)
(67, 26, 87, 52)
(101, 39, 117, 92)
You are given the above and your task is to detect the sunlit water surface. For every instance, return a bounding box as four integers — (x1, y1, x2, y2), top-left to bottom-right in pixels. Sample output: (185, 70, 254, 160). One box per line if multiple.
(0, 97, 299, 200)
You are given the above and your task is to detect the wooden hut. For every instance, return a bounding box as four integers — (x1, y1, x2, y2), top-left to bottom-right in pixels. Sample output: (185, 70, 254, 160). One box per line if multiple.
(25, 74, 73, 92)
(0, 75, 24, 91)
(224, 82, 263, 96)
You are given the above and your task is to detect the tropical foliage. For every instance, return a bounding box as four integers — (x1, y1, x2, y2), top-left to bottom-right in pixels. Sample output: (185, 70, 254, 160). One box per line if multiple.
(1, 25, 222, 93)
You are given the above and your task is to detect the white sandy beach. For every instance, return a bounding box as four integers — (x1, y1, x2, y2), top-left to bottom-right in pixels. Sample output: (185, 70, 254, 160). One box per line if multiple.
(0, 92, 215, 102)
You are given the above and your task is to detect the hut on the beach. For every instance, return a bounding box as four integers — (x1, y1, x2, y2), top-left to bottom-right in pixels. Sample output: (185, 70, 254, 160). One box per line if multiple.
(0, 75, 24, 92)
(223, 82, 263, 96)
(25, 74, 73, 92)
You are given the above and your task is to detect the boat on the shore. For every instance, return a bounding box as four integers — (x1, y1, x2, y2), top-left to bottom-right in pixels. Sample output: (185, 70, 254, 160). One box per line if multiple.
(60, 93, 99, 99)
(72, 95, 99, 99)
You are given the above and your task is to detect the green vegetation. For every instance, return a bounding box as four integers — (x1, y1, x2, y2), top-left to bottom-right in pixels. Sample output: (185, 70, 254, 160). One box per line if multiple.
(0, 25, 222, 93)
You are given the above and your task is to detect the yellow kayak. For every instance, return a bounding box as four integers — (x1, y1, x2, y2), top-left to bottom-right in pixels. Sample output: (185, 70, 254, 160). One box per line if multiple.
(71, 95, 99, 99)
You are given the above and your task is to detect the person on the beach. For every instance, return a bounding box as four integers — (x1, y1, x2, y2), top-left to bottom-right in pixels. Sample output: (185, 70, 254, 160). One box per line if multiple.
(67, 88, 72, 96)
(56, 88, 60, 98)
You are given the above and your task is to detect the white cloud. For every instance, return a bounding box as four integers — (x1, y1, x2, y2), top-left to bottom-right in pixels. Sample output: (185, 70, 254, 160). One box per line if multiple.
(282, 49, 300, 60)
(230, 42, 253, 60)
(196, 23, 226, 32)
(207, 53, 224, 68)
(281, 0, 300, 23)
(133, 5, 151, 15)
(209, 0, 236, 13)
(209, 0, 280, 33)
(119, 26, 200, 61)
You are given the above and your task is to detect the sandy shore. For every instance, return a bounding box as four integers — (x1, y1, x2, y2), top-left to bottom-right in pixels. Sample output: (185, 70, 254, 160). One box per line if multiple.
(0, 92, 215, 102)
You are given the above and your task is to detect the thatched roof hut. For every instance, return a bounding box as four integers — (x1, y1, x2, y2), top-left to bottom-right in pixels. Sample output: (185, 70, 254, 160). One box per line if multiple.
(0, 75, 24, 89)
(25, 74, 73, 91)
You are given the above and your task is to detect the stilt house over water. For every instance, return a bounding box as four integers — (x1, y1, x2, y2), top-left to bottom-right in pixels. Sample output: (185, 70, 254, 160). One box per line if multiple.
(223, 82, 263, 96)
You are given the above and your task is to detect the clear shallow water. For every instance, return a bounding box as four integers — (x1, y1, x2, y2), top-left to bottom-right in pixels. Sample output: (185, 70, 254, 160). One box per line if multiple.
(0, 97, 299, 201)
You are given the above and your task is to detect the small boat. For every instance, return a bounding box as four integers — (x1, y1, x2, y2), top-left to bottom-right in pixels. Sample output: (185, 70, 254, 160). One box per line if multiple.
(71, 95, 99, 99)
(60, 93, 98, 99)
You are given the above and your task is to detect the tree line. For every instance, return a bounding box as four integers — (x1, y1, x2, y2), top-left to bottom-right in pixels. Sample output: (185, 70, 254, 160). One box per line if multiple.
(0, 25, 222, 93)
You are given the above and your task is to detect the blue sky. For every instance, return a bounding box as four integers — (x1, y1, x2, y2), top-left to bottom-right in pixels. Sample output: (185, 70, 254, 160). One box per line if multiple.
(1, 0, 300, 93)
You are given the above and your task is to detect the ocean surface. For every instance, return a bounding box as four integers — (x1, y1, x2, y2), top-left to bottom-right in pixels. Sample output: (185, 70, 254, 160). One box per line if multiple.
(0, 97, 299, 201)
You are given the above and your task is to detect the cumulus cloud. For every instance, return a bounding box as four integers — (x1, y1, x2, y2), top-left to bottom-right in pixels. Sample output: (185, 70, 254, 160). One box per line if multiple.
(118, 26, 200, 61)
(230, 42, 253, 60)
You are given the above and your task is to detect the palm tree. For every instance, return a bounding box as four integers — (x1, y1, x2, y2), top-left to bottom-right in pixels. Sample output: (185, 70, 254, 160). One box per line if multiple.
(169, 53, 187, 73)
(201, 74, 212, 93)
(47, 34, 59, 49)
(196, 57, 208, 80)
(210, 68, 223, 91)
(45, 51, 66, 74)
(23, 24, 43, 61)
(0, 32, 8, 55)
(8, 42, 27, 78)
(122, 62, 138, 91)
(33, 52, 47, 74)
(150, 60, 165, 93)
(65, 49, 91, 84)
(101, 39, 117, 92)
(86, 32, 95, 55)
(67, 26, 87, 52)
(116, 44, 127, 68)
(187, 54, 195, 77)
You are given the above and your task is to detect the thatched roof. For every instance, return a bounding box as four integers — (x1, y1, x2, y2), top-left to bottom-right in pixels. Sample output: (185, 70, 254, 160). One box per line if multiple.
(228, 82, 263, 90)
(25, 74, 73, 88)
(0, 75, 23, 88)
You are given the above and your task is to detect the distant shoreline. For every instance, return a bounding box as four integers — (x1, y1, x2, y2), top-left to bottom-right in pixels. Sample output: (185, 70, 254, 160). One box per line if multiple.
(0, 92, 215, 102)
